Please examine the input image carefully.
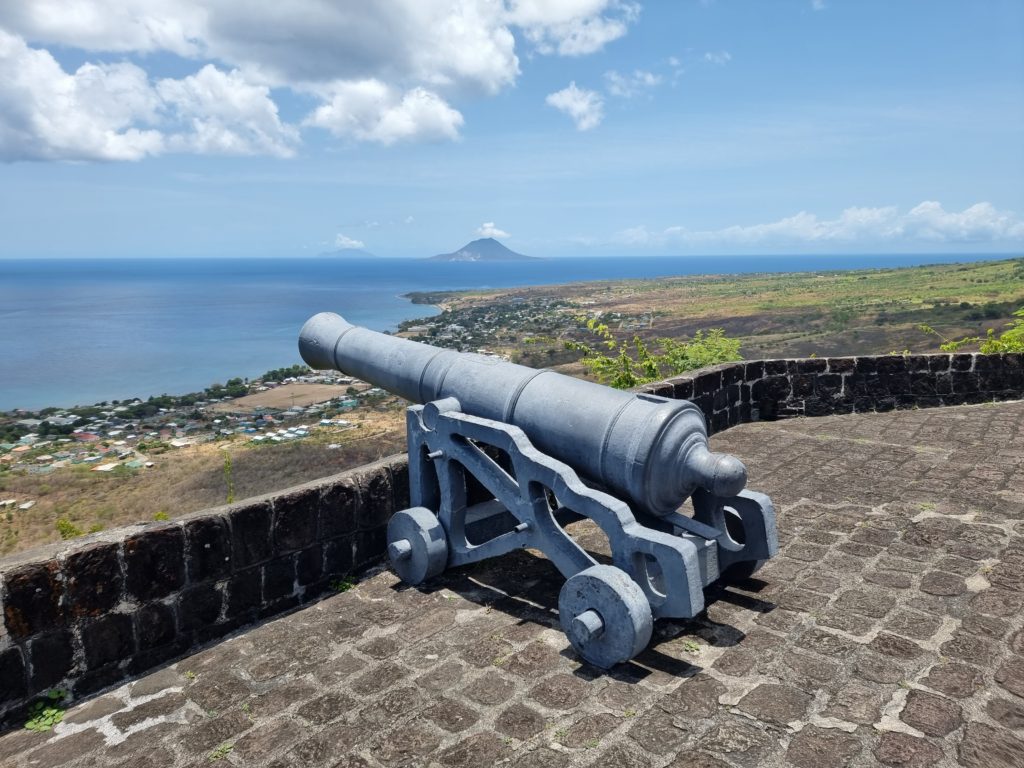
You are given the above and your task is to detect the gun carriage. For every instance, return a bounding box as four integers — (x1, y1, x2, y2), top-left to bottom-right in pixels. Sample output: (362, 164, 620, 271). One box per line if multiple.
(300, 312, 777, 668)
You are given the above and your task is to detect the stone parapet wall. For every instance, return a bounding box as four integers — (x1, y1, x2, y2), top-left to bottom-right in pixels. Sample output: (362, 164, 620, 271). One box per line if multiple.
(0, 455, 409, 726)
(640, 352, 1024, 435)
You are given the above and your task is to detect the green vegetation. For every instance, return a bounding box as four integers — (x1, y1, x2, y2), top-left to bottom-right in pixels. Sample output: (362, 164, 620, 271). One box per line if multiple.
(566, 318, 742, 389)
(56, 517, 83, 540)
(920, 306, 1024, 353)
(260, 364, 312, 382)
(330, 577, 356, 593)
(208, 743, 233, 762)
(24, 690, 67, 732)
(222, 450, 235, 504)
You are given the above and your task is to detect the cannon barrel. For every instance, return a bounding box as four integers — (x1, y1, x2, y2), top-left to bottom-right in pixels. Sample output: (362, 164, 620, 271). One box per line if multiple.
(299, 312, 746, 517)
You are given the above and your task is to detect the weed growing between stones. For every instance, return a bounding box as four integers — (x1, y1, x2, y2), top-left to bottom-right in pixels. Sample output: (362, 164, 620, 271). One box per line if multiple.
(330, 577, 355, 592)
(24, 690, 67, 732)
(209, 742, 233, 761)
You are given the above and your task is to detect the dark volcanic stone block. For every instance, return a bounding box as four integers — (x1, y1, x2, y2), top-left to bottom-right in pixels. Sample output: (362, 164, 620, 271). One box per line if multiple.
(763, 374, 792, 400)
(854, 356, 878, 373)
(803, 397, 832, 418)
(671, 378, 694, 400)
(178, 583, 223, 633)
(952, 372, 979, 393)
(910, 373, 937, 395)
(82, 613, 134, 669)
(0, 647, 27, 705)
(124, 527, 185, 601)
(135, 602, 176, 651)
(744, 361, 764, 380)
(928, 354, 951, 372)
(905, 355, 930, 372)
(712, 386, 730, 411)
(950, 353, 973, 371)
(875, 355, 906, 375)
(65, 542, 123, 618)
(828, 357, 855, 373)
(324, 538, 354, 577)
(791, 373, 815, 398)
(355, 526, 387, 569)
(796, 358, 827, 374)
(229, 500, 273, 569)
(879, 373, 911, 394)
(296, 545, 323, 587)
(356, 469, 393, 530)
(816, 373, 843, 397)
(388, 460, 411, 512)
(764, 359, 787, 376)
(693, 370, 722, 396)
(320, 478, 358, 538)
(722, 364, 744, 386)
(262, 558, 295, 603)
(2, 562, 64, 639)
(273, 486, 319, 554)
(28, 629, 74, 692)
(710, 410, 729, 434)
(225, 569, 261, 618)
(184, 516, 231, 582)
(74, 664, 126, 698)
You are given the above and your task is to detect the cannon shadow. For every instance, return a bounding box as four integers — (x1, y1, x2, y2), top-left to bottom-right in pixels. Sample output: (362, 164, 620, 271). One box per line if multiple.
(392, 519, 780, 681)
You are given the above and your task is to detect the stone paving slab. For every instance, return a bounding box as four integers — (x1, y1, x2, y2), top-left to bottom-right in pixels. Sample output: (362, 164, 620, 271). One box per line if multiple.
(1, 401, 1023, 768)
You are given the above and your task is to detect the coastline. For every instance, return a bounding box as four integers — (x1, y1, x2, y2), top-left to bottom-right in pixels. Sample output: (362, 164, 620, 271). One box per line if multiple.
(2, 254, 1019, 412)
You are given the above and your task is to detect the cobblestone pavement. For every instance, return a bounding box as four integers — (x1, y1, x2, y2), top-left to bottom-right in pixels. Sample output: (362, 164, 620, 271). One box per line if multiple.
(2, 401, 1023, 768)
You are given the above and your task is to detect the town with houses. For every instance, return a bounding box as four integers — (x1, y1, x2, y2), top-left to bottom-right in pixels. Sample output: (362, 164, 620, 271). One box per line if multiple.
(0, 367, 389, 512)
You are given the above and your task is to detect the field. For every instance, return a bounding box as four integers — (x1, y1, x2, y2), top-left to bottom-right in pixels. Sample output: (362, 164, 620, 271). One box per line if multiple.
(206, 383, 356, 413)
(2, 256, 1021, 555)
(0, 408, 406, 556)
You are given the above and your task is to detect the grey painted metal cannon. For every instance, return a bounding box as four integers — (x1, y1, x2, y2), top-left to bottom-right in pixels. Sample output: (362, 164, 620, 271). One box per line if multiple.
(299, 312, 777, 668)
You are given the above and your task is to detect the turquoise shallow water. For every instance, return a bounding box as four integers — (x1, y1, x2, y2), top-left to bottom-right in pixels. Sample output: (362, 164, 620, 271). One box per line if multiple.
(0, 253, 1003, 410)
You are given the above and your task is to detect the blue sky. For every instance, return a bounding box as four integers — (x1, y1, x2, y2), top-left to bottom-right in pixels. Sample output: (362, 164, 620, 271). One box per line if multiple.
(1, 0, 1022, 258)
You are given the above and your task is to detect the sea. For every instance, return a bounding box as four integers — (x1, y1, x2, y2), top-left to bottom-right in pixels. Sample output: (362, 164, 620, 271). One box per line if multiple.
(0, 253, 1007, 411)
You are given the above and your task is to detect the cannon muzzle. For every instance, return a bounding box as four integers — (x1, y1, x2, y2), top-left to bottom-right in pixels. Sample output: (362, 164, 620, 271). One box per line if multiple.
(300, 312, 745, 516)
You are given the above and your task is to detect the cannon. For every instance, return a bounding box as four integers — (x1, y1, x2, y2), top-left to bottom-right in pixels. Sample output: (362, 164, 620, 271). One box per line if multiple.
(299, 312, 777, 668)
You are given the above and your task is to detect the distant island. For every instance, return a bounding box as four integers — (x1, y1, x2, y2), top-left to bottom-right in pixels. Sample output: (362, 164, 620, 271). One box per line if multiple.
(429, 237, 538, 262)
(318, 248, 377, 258)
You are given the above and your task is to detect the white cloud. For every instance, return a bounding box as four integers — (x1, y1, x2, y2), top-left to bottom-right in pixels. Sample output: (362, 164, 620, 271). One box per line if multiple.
(508, 1, 639, 56)
(404, 215, 415, 224)
(604, 69, 661, 98)
(618, 202, 1024, 248)
(334, 234, 365, 250)
(703, 51, 732, 65)
(0, 31, 297, 161)
(477, 222, 510, 238)
(304, 80, 463, 145)
(546, 81, 604, 130)
(0, 1, 640, 160)
(812, 0, 827, 10)
(0, 29, 163, 161)
(157, 65, 298, 157)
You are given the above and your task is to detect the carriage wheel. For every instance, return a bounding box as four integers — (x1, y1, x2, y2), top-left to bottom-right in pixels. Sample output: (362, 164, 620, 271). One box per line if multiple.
(386, 507, 448, 585)
(558, 565, 653, 669)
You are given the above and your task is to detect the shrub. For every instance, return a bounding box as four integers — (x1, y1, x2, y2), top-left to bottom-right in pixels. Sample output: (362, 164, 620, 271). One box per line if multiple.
(566, 318, 742, 389)
(920, 306, 1024, 353)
